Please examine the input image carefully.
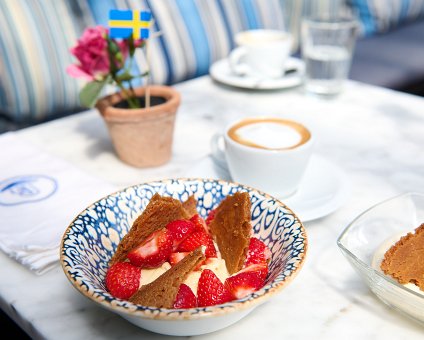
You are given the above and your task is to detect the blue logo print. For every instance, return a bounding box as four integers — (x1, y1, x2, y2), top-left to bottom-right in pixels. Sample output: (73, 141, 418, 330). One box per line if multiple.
(0, 175, 57, 206)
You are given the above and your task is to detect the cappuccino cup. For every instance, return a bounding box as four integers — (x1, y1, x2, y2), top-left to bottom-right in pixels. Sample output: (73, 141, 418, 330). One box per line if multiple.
(211, 117, 314, 198)
(229, 30, 292, 79)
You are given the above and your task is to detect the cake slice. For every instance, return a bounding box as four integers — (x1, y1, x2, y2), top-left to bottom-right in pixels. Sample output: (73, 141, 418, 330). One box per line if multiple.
(110, 194, 194, 265)
(209, 192, 252, 275)
(182, 195, 198, 217)
(129, 247, 205, 308)
(381, 223, 424, 291)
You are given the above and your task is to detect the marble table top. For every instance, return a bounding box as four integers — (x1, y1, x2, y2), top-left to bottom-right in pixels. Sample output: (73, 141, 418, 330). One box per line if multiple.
(2, 76, 424, 339)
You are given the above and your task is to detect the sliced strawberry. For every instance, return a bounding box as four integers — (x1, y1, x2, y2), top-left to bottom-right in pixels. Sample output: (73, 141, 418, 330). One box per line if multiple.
(239, 262, 268, 281)
(177, 230, 217, 258)
(205, 235, 217, 258)
(205, 209, 216, 225)
(127, 229, 172, 268)
(166, 219, 196, 250)
(169, 252, 190, 266)
(197, 269, 232, 307)
(173, 284, 197, 309)
(245, 237, 271, 266)
(177, 231, 208, 252)
(225, 271, 265, 299)
(190, 214, 208, 233)
(105, 262, 141, 300)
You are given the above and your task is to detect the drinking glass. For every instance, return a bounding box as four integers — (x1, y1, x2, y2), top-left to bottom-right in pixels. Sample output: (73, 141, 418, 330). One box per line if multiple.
(301, 16, 358, 96)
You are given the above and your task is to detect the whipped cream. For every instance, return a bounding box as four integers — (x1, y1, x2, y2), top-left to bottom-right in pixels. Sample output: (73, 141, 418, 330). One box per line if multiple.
(184, 257, 230, 294)
(138, 256, 230, 294)
(236, 122, 302, 149)
(139, 262, 171, 287)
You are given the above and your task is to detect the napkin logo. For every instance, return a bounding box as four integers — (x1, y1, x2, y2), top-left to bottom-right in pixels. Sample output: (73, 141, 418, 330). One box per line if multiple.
(0, 175, 57, 206)
(108, 10, 152, 39)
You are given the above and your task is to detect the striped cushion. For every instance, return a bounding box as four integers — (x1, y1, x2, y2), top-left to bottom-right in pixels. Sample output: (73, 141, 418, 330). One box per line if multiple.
(349, 0, 424, 35)
(87, 0, 286, 86)
(0, 0, 291, 124)
(0, 0, 94, 124)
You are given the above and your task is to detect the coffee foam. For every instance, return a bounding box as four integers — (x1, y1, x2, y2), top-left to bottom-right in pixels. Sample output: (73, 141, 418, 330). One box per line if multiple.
(228, 118, 310, 150)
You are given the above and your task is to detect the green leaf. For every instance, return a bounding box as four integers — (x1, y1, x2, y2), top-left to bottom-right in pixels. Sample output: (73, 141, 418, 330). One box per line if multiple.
(116, 71, 133, 82)
(79, 80, 108, 108)
(107, 38, 120, 55)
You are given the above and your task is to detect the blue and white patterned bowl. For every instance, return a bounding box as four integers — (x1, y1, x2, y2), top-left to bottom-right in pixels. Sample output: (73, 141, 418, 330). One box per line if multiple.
(60, 178, 308, 336)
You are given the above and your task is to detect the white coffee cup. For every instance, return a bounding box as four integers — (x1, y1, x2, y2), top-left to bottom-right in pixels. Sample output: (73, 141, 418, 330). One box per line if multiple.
(229, 29, 292, 79)
(211, 117, 314, 198)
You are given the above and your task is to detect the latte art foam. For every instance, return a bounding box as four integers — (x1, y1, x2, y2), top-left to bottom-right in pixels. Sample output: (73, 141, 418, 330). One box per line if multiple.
(236, 123, 302, 149)
(228, 118, 311, 150)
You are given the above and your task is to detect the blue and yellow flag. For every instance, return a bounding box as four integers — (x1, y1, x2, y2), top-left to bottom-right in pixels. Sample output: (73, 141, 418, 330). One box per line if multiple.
(109, 10, 152, 39)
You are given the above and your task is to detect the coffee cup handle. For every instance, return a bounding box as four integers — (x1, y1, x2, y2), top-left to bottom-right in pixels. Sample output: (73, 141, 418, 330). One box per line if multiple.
(228, 47, 251, 76)
(210, 134, 228, 169)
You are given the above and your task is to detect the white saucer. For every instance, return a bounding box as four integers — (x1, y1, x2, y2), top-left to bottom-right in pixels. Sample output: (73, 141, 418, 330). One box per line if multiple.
(209, 57, 304, 90)
(185, 155, 350, 222)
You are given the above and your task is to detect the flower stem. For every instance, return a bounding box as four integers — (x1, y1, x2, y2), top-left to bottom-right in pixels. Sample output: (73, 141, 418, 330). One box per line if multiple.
(128, 81, 141, 108)
(115, 79, 139, 109)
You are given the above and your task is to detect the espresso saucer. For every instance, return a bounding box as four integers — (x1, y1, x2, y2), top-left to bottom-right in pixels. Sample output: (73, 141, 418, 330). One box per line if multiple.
(185, 154, 350, 222)
(209, 57, 304, 90)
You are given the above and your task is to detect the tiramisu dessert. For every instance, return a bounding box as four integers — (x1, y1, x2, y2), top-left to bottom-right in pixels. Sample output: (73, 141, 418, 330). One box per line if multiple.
(380, 223, 424, 292)
(105, 192, 271, 308)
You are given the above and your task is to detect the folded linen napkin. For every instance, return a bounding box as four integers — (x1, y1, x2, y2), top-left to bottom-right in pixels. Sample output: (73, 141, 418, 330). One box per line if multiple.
(0, 133, 116, 274)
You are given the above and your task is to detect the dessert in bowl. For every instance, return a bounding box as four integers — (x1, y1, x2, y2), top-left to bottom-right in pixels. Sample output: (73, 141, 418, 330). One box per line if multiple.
(60, 178, 307, 336)
(337, 192, 424, 325)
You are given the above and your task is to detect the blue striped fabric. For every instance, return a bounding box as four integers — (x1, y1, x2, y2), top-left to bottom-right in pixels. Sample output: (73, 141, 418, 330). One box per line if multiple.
(239, 0, 260, 28)
(0, 0, 297, 125)
(0, 0, 94, 124)
(349, 0, 424, 35)
(175, 0, 210, 78)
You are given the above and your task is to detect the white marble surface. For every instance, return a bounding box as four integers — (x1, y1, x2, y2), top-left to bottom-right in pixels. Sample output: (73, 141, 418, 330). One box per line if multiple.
(2, 76, 424, 339)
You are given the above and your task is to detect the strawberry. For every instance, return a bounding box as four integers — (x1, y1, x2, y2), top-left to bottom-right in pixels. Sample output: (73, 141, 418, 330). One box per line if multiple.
(105, 262, 141, 300)
(127, 229, 172, 268)
(205, 235, 217, 258)
(177, 231, 208, 251)
(197, 269, 232, 307)
(245, 237, 271, 266)
(166, 219, 196, 250)
(169, 252, 190, 266)
(177, 230, 217, 258)
(190, 214, 208, 233)
(173, 284, 197, 309)
(205, 209, 216, 225)
(225, 271, 265, 299)
(239, 263, 268, 281)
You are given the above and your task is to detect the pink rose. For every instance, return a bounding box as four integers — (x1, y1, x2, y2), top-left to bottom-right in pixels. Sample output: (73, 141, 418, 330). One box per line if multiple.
(67, 26, 110, 81)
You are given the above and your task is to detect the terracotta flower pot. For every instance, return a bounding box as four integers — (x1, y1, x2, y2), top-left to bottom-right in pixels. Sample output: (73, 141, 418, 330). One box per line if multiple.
(96, 85, 181, 168)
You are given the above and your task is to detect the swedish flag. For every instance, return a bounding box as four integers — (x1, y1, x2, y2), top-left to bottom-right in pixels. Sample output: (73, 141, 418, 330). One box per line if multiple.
(109, 10, 152, 39)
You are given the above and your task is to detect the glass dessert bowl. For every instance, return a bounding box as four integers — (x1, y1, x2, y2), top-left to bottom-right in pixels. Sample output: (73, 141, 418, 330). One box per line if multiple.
(337, 192, 424, 325)
(60, 178, 308, 336)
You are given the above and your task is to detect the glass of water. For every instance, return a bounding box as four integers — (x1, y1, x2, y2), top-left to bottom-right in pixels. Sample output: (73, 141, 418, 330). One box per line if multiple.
(301, 16, 358, 96)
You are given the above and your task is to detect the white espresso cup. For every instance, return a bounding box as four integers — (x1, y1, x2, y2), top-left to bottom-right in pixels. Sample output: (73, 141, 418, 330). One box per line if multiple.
(211, 117, 314, 198)
(229, 29, 292, 79)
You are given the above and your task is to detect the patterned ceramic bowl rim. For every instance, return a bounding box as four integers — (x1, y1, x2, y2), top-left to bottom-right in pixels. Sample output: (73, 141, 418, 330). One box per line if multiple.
(60, 178, 308, 321)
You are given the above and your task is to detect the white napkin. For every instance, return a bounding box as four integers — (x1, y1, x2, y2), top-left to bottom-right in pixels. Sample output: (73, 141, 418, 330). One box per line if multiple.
(0, 133, 116, 274)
